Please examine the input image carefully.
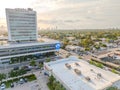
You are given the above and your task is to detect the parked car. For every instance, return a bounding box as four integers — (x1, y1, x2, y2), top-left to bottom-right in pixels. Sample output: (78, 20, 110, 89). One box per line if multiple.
(13, 66, 19, 70)
(34, 66, 40, 70)
(22, 66, 31, 71)
(0, 83, 6, 90)
(10, 83, 14, 88)
(24, 78, 28, 83)
(19, 78, 24, 84)
(44, 72, 49, 76)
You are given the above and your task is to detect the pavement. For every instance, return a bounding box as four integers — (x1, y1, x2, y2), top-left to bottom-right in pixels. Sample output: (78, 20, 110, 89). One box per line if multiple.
(34, 71, 49, 90)
(6, 80, 40, 90)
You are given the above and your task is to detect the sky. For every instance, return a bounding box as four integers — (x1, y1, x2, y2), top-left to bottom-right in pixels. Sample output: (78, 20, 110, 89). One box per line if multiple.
(0, 0, 120, 29)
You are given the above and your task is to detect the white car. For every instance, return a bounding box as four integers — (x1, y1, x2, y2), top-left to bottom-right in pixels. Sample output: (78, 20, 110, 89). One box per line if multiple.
(0, 83, 6, 90)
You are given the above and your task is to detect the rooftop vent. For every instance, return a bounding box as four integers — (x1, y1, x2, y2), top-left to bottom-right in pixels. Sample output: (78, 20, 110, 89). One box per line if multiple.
(97, 73, 102, 78)
(28, 8, 33, 11)
(85, 76, 91, 81)
(90, 69, 93, 71)
(65, 63, 71, 69)
(74, 69, 81, 75)
(75, 62, 80, 66)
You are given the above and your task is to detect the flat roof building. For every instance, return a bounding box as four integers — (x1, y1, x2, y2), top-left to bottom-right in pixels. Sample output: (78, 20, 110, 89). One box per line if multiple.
(44, 56, 120, 90)
(6, 8, 37, 42)
(0, 42, 61, 65)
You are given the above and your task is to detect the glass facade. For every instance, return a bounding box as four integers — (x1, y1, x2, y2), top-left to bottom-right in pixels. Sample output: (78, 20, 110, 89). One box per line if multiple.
(0, 43, 57, 57)
(6, 8, 37, 42)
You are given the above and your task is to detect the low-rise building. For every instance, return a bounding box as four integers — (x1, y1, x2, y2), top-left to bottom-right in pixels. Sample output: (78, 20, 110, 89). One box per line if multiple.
(65, 45, 84, 54)
(44, 56, 120, 90)
(58, 49, 71, 58)
(0, 42, 61, 66)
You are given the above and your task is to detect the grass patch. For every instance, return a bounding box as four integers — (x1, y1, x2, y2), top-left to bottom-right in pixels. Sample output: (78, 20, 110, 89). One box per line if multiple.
(24, 74, 37, 82)
(106, 86, 119, 90)
(47, 82, 53, 90)
(89, 60, 104, 68)
(111, 69, 119, 74)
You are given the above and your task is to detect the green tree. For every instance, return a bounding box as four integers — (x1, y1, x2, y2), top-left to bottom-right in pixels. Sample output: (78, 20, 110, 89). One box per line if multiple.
(9, 69, 27, 78)
(46, 58, 51, 62)
(106, 86, 118, 90)
(0, 73, 6, 84)
(49, 75, 55, 84)
(30, 60, 36, 66)
(18, 69, 27, 75)
(39, 63, 43, 69)
(55, 83, 62, 90)
(9, 70, 17, 77)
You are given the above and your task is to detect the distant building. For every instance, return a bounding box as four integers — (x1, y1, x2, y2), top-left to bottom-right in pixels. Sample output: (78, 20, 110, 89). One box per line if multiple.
(69, 40, 79, 45)
(58, 49, 71, 58)
(66, 37, 75, 41)
(6, 8, 37, 42)
(44, 56, 120, 90)
(65, 45, 84, 53)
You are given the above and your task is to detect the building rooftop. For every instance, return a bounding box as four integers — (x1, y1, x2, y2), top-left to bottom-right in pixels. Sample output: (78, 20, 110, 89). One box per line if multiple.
(66, 45, 84, 50)
(45, 56, 120, 90)
(0, 41, 60, 49)
(40, 38, 59, 43)
(6, 8, 34, 11)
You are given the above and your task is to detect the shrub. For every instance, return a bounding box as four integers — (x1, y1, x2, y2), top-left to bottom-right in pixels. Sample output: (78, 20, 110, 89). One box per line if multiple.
(89, 60, 103, 68)
(24, 74, 37, 81)
(106, 86, 118, 90)
(111, 69, 119, 74)
(47, 75, 66, 90)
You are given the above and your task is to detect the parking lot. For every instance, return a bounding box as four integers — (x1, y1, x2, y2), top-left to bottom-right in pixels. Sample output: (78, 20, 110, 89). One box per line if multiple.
(5, 71, 49, 90)
(6, 81, 39, 90)
(0, 55, 62, 90)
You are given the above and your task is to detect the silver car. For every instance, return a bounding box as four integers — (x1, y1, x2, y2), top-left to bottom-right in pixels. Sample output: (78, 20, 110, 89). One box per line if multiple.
(0, 83, 6, 90)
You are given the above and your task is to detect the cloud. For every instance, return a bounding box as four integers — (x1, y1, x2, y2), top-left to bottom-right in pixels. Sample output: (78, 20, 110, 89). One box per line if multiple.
(37, 0, 120, 29)
(38, 19, 81, 24)
(0, 0, 120, 29)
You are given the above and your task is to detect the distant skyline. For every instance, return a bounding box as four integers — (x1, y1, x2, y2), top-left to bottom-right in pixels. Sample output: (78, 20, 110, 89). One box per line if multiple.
(0, 0, 120, 29)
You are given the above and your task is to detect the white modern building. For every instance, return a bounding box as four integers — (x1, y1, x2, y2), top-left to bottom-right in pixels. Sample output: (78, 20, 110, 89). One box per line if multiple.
(44, 56, 120, 90)
(6, 8, 37, 42)
(0, 42, 61, 66)
(0, 8, 61, 66)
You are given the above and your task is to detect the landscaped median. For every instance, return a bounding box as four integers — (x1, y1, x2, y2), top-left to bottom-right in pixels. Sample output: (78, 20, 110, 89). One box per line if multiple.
(89, 59, 120, 75)
(89, 60, 104, 68)
(1, 74, 37, 88)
